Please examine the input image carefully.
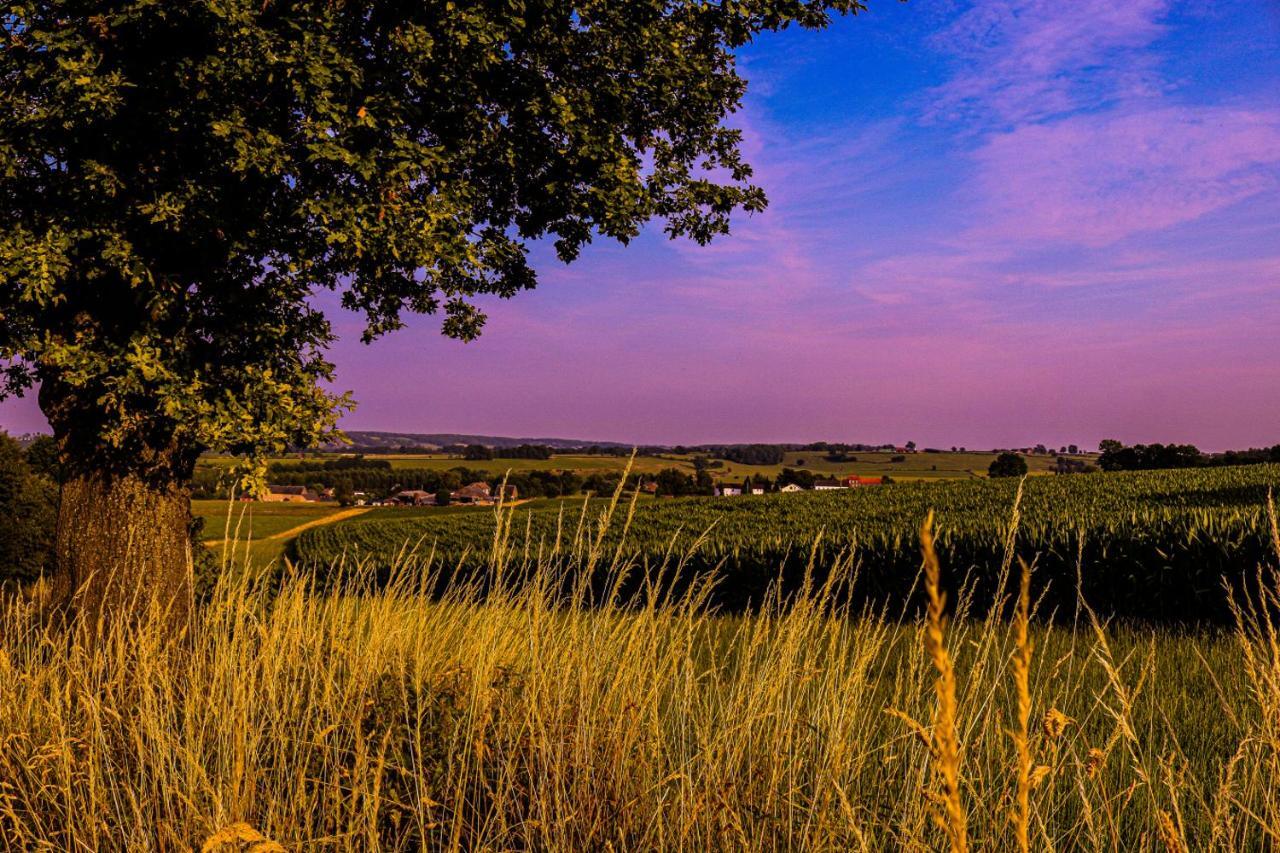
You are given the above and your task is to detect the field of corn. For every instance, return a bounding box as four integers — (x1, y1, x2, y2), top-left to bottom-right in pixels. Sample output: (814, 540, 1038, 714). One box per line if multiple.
(292, 465, 1280, 623)
(3, 471, 1280, 849)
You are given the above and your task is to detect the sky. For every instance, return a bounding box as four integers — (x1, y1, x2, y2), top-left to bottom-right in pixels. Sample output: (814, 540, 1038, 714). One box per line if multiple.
(3, 0, 1279, 450)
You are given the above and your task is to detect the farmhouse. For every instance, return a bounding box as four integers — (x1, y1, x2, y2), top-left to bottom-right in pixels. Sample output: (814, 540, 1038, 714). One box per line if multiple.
(260, 485, 318, 503)
(452, 482, 493, 504)
(390, 489, 436, 506)
(779, 483, 804, 492)
(716, 483, 744, 496)
(813, 478, 845, 490)
(842, 475, 883, 487)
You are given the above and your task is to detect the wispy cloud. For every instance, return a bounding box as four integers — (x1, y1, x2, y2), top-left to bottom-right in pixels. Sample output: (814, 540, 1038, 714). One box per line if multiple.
(927, 0, 1171, 125)
(968, 106, 1280, 246)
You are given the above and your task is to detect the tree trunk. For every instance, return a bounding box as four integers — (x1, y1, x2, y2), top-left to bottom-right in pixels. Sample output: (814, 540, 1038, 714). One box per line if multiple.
(51, 471, 194, 632)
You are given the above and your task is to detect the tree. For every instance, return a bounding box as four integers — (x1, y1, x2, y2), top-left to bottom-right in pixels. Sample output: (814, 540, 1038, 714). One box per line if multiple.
(654, 467, 695, 498)
(0, 433, 58, 587)
(434, 488, 451, 508)
(905, 441, 916, 452)
(463, 445, 494, 462)
(988, 452, 1028, 479)
(0, 0, 867, 624)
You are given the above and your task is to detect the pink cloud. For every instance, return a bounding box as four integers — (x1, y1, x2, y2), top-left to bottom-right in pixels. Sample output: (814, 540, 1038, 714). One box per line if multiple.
(968, 106, 1280, 246)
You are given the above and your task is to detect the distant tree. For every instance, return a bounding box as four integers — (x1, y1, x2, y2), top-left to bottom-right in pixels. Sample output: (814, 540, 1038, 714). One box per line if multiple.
(654, 468, 696, 498)
(1033, 444, 1048, 455)
(777, 468, 816, 489)
(0, 433, 58, 586)
(557, 470, 584, 497)
(463, 445, 494, 461)
(1068, 444, 1079, 455)
(905, 441, 917, 452)
(434, 488, 452, 507)
(1099, 439, 1124, 455)
(988, 452, 1028, 478)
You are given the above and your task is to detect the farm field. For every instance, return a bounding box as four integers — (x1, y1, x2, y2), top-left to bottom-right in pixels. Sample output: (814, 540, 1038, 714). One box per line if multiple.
(197, 448, 1069, 483)
(692, 449, 1067, 481)
(5, 489, 1280, 849)
(194, 496, 619, 565)
(292, 464, 1280, 623)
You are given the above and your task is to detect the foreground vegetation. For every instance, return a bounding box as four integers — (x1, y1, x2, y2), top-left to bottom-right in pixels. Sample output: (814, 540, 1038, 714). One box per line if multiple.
(3, 488, 1280, 850)
(293, 464, 1280, 623)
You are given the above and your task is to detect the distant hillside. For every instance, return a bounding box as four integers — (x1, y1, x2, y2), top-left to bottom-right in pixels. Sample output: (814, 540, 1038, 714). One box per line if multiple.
(331, 431, 630, 451)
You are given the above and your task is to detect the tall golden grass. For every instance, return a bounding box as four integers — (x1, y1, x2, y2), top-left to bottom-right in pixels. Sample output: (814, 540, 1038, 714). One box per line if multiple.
(1, 486, 1279, 850)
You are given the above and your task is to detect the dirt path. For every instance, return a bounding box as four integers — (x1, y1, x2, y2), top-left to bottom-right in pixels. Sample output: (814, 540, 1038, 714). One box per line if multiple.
(264, 507, 371, 541)
(205, 507, 371, 548)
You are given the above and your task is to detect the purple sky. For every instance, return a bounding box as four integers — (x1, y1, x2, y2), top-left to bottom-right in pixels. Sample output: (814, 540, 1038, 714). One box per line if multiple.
(4, 1, 1279, 450)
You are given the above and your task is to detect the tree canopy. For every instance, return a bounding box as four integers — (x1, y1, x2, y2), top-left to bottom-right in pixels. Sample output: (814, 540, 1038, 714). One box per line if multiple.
(987, 452, 1027, 479)
(1, 0, 867, 483)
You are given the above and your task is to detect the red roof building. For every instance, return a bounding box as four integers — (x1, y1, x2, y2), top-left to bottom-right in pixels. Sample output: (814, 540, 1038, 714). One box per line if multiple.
(842, 475, 883, 487)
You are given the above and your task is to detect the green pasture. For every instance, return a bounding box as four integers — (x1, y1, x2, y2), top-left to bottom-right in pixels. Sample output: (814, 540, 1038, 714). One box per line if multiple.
(198, 449, 1069, 485)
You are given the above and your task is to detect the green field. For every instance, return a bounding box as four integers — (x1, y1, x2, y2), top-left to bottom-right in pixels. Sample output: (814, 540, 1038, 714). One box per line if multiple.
(291, 464, 1280, 622)
(193, 495, 613, 565)
(198, 448, 1069, 483)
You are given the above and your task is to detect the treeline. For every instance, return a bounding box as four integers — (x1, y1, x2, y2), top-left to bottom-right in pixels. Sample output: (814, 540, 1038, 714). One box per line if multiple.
(1098, 441, 1280, 472)
(269, 455, 393, 473)
(191, 463, 660, 502)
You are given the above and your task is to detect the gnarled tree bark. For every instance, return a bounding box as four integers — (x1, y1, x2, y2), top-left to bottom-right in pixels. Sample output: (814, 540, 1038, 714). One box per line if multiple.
(51, 471, 194, 631)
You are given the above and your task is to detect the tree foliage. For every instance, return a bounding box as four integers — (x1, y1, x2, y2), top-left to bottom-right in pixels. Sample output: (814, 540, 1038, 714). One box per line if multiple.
(988, 452, 1027, 479)
(1, 0, 867, 482)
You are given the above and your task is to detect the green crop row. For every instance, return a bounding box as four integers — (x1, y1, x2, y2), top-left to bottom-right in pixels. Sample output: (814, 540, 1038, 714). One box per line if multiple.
(290, 465, 1280, 622)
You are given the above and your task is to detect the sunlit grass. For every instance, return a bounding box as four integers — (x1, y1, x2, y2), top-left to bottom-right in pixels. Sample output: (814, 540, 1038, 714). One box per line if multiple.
(2, 484, 1278, 849)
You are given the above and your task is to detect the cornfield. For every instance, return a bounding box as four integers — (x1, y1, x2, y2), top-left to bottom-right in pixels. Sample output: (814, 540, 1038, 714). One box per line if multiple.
(293, 465, 1280, 622)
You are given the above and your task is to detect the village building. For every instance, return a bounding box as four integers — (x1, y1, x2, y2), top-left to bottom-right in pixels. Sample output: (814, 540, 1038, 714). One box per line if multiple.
(260, 485, 318, 503)
(842, 475, 883, 487)
(390, 489, 436, 506)
(779, 483, 804, 492)
(813, 478, 846, 490)
(451, 481, 493, 504)
(716, 483, 744, 496)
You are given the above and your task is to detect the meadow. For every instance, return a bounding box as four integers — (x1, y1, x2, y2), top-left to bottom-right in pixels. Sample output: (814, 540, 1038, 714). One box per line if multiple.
(2, 483, 1279, 850)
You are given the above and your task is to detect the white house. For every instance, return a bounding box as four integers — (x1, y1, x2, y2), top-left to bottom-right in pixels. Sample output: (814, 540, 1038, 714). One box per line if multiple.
(813, 478, 846, 491)
(716, 483, 743, 496)
(779, 483, 804, 492)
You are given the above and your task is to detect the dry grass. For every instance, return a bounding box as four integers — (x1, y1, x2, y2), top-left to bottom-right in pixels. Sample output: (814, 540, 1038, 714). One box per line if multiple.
(1, 488, 1279, 850)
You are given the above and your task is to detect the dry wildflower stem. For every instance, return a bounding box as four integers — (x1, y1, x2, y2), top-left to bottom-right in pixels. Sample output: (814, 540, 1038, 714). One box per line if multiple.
(1012, 558, 1034, 853)
(920, 511, 968, 853)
